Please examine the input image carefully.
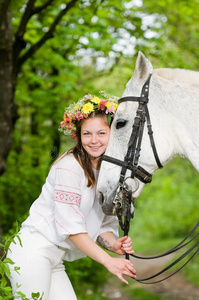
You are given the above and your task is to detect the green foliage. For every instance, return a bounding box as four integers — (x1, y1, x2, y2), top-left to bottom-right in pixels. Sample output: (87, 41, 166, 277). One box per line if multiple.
(183, 253, 199, 287)
(125, 287, 172, 300)
(0, 250, 14, 300)
(138, 0, 199, 69)
(131, 156, 199, 241)
(64, 258, 108, 299)
(0, 229, 46, 299)
(13, 291, 44, 300)
(0, 231, 29, 300)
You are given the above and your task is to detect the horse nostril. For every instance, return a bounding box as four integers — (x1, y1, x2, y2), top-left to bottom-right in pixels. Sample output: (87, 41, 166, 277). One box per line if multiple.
(99, 192, 104, 205)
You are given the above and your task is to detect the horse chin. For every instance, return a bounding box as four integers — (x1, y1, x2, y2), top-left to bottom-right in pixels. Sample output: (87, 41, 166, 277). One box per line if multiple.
(101, 202, 116, 216)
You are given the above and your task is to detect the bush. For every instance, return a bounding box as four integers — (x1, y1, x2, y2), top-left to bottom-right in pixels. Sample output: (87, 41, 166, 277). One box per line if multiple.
(64, 256, 108, 299)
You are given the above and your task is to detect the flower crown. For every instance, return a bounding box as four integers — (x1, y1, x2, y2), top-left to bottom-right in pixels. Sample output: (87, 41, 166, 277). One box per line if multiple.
(59, 92, 118, 139)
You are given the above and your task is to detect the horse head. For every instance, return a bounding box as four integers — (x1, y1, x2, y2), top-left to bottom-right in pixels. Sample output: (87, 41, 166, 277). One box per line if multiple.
(97, 52, 173, 215)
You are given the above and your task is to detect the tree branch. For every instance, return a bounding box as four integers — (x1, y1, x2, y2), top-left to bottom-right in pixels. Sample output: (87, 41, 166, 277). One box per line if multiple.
(16, 0, 37, 38)
(32, 0, 54, 15)
(13, 0, 37, 75)
(15, 0, 55, 39)
(17, 0, 78, 72)
(13, 0, 56, 76)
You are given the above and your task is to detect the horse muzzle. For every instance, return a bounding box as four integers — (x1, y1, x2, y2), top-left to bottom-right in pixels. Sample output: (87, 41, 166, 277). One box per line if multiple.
(98, 190, 117, 215)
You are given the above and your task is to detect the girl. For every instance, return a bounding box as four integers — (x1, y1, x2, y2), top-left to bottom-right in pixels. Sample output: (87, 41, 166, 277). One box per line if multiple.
(7, 94, 136, 300)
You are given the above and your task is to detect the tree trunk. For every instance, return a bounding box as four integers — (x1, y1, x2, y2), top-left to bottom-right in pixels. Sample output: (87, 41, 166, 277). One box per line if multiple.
(0, 9, 17, 175)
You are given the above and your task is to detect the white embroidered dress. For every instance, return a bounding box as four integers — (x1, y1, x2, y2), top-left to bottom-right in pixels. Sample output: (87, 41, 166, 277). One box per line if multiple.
(22, 154, 118, 261)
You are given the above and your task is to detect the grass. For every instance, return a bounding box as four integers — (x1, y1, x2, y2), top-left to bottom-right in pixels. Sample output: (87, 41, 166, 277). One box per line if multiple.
(124, 287, 175, 300)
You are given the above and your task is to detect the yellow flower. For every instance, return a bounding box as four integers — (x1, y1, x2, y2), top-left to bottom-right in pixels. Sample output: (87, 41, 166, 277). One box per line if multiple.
(91, 96, 101, 104)
(81, 102, 94, 114)
(74, 104, 80, 110)
(113, 103, 118, 111)
(106, 101, 112, 110)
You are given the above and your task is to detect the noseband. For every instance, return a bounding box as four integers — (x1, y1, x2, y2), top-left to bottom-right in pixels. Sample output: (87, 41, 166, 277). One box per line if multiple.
(102, 74, 162, 193)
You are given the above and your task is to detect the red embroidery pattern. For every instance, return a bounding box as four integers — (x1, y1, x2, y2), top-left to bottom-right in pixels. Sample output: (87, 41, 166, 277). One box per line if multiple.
(54, 189, 81, 206)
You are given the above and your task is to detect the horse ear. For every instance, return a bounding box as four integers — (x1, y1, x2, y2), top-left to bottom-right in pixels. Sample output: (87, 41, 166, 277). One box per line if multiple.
(135, 51, 153, 80)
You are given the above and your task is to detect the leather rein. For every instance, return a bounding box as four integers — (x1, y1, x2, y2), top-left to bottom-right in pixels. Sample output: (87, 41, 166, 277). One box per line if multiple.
(101, 74, 199, 284)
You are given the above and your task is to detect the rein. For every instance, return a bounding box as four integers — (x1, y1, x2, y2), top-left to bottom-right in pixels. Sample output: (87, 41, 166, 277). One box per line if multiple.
(101, 74, 199, 284)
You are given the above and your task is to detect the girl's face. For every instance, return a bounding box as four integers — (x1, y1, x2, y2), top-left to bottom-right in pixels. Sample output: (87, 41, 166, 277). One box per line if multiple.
(81, 116, 110, 168)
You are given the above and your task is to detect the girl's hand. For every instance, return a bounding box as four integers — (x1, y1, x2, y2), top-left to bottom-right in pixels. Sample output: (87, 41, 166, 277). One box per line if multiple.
(113, 236, 134, 255)
(69, 233, 136, 285)
(104, 256, 136, 285)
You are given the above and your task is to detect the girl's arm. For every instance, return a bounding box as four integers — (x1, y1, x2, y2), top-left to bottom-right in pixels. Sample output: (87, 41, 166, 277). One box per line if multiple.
(69, 233, 136, 285)
(97, 231, 134, 255)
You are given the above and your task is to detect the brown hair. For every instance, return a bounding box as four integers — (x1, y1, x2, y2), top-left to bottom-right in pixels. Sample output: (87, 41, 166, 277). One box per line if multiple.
(54, 111, 110, 187)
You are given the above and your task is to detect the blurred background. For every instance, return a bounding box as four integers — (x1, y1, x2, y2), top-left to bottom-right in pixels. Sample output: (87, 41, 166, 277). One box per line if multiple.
(0, 0, 198, 299)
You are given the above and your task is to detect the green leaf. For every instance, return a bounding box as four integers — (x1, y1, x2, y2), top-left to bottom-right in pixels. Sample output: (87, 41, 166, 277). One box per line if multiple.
(16, 234, 23, 247)
(107, 114, 111, 125)
(3, 258, 14, 265)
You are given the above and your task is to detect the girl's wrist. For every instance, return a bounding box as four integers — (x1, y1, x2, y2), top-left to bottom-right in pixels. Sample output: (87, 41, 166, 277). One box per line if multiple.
(101, 252, 112, 268)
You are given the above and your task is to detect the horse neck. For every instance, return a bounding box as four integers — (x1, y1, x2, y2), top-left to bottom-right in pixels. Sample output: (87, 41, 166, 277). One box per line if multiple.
(151, 73, 199, 172)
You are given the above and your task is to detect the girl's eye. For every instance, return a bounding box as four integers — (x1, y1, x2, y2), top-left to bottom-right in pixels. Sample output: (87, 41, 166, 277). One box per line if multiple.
(83, 132, 91, 135)
(99, 132, 105, 135)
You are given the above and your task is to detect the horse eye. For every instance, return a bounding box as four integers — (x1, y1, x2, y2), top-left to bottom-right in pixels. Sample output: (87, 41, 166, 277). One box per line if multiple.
(116, 119, 127, 129)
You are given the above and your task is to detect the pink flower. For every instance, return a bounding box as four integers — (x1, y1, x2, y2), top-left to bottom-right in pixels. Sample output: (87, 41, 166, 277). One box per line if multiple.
(98, 100, 107, 111)
(77, 116, 83, 121)
(106, 106, 114, 114)
(77, 111, 83, 121)
(64, 117, 70, 123)
(67, 124, 73, 130)
(60, 121, 65, 127)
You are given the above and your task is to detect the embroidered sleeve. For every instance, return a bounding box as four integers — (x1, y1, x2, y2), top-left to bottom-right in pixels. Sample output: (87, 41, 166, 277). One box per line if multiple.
(54, 166, 82, 205)
(53, 165, 88, 240)
(54, 189, 81, 206)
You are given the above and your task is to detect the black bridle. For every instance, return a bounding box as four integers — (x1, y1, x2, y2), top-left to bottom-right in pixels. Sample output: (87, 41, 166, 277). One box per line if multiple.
(101, 74, 199, 284)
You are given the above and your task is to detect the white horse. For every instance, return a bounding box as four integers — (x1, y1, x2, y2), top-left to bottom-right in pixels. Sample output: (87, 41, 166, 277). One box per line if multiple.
(97, 51, 199, 215)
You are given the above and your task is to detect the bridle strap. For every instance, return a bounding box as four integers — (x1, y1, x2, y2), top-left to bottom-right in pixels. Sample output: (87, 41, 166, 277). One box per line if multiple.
(119, 96, 148, 103)
(131, 222, 199, 260)
(145, 105, 163, 169)
(102, 156, 152, 183)
(118, 74, 163, 171)
(134, 239, 199, 284)
(120, 203, 199, 284)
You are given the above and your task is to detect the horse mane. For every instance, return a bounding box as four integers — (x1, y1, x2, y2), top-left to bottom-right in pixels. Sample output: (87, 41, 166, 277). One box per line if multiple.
(154, 68, 199, 87)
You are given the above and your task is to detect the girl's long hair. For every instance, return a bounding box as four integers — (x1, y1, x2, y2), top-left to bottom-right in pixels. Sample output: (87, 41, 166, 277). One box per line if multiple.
(54, 111, 109, 187)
